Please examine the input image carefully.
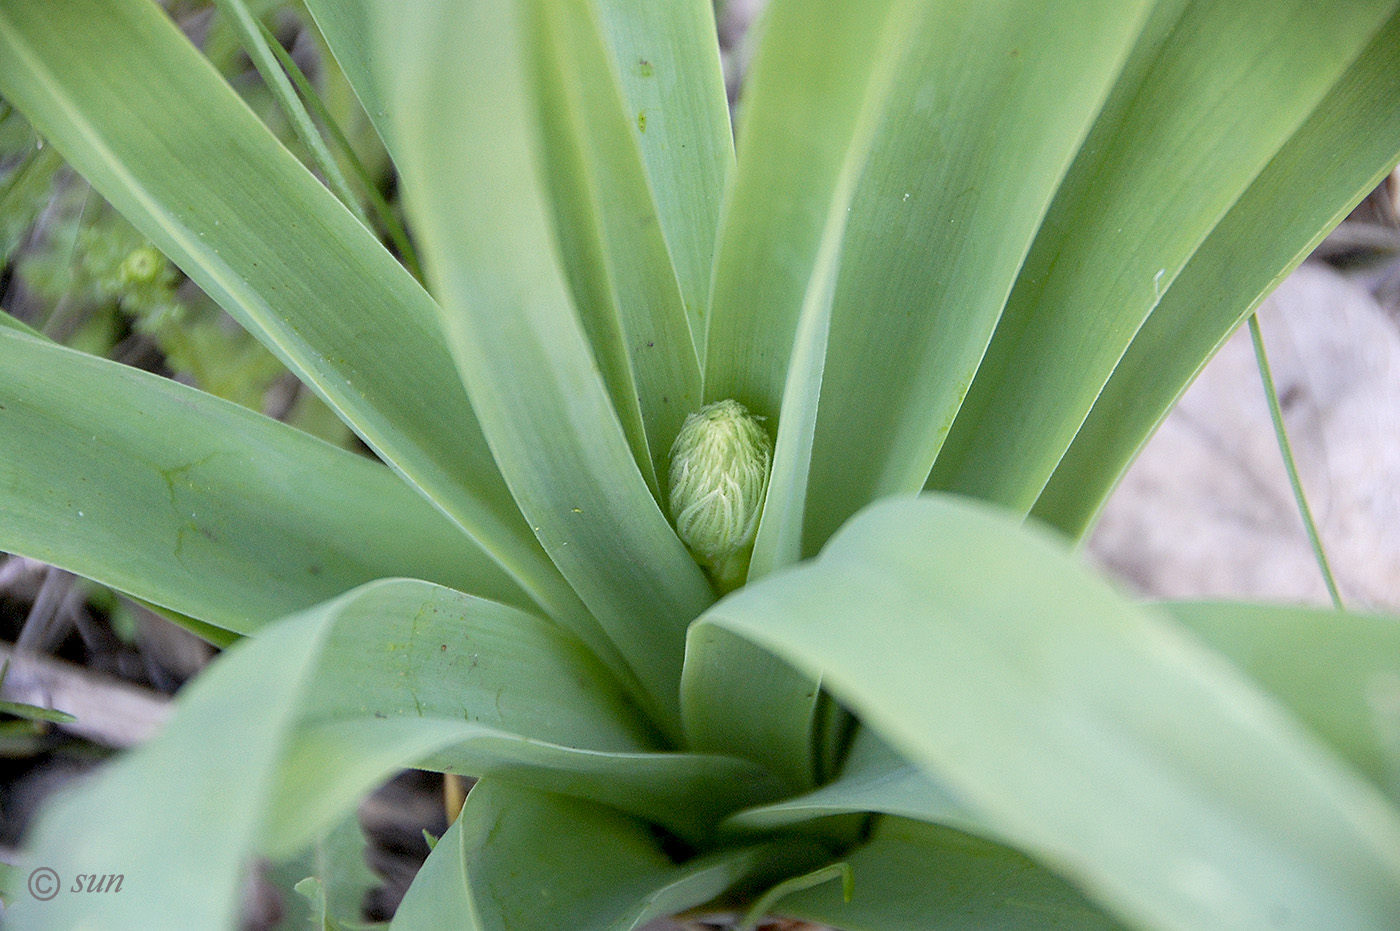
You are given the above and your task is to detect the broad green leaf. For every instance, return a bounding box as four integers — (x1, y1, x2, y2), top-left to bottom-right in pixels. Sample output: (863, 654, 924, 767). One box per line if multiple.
(10, 580, 773, 930)
(1033, 9, 1400, 537)
(778, 816, 1129, 931)
(738, 0, 916, 578)
(377, 0, 714, 736)
(1167, 601, 1400, 801)
(260, 580, 780, 848)
(723, 726, 979, 839)
(929, 0, 1399, 511)
(0, 328, 529, 634)
(392, 779, 802, 931)
(793, 0, 1154, 557)
(3, 598, 330, 931)
(0, 0, 584, 630)
(591, 0, 732, 337)
(681, 624, 820, 794)
(525, 0, 701, 493)
(705, 0, 914, 421)
(703, 495, 1400, 931)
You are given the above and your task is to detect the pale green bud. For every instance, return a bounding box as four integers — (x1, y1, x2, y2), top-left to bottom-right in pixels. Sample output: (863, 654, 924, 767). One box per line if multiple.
(667, 400, 772, 588)
(118, 245, 166, 286)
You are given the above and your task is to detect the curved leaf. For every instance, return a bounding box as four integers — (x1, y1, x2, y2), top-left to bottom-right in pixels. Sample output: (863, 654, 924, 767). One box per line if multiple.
(265, 579, 782, 847)
(1166, 600, 1400, 801)
(778, 816, 1130, 931)
(930, 0, 1399, 511)
(794, 0, 1153, 555)
(9, 579, 776, 930)
(723, 726, 979, 839)
(376, 0, 714, 736)
(525, 0, 701, 492)
(0, 0, 582, 627)
(1033, 9, 1400, 536)
(703, 495, 1400, 931)
(4, 596, 332, 931)
(0, 328, 529, 634)
(391, 779, 800, 931)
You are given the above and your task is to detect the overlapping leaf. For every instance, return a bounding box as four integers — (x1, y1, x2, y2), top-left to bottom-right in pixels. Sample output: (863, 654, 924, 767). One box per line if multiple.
(391, 780, 805, 931)
(0, 0, 583, 627)
(374, 0, 715, 736)
(0, 328, 528, 633)
(7, 579, 781, 931)
(703, 495, 1400, 931)
(929, 0, 1399, 512)
(1033, 8, 1400, 536)
(791, 0, 1154, 555)
(524, 0, 702, 493)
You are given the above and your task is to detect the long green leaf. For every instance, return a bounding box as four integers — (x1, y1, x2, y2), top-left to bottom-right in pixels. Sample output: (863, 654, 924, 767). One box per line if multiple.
(306, 0, 733, 334)
(525, 0, 701, 493)
(591, 0, 732, 340)
(1033, 8, 1400, 538)
(3, 597, 331, 931)
(723, 726, 978, 839)
(9, 579, 776, 930)
(1166, 600, 1400, 801)
(703, 495, 1400, 931)
(792, 0, 1153, 556)
(929, 0, 1399, 511)
(0, 328, 529, 633)
(681, 624, 820, 794)
(0, 0, 584, 628)
(376, 0, 714, 737)
(698, 0, 926, 786)
(391, 779, 800, 931)
(260, 581, 781, 849)
(778, 816, 1130, 931)
(740, 0, 917, 578)
(704, 0, 912, 422)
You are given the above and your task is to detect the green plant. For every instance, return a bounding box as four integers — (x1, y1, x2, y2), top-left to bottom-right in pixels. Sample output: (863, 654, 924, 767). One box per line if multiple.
(1, 0, 1399, 928)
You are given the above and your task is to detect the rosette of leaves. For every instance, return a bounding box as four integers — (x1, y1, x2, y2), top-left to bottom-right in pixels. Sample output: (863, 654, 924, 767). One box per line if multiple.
(2, 1, 1400, 929)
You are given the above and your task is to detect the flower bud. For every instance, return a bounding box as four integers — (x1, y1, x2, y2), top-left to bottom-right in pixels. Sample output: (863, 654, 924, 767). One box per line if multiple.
(118, 245, 166, 286)
(667, 400, 772, 589)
